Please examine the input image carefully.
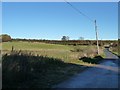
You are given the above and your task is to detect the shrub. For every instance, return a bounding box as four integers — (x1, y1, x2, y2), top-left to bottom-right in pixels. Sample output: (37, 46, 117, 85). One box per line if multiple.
(1, 34, 12, 42)
(79, 55, 103, 64)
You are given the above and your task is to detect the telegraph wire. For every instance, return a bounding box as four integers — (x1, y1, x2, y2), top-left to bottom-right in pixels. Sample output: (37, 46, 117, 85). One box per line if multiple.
(64, 0, 93, 22)
(64, 0, 100, 54)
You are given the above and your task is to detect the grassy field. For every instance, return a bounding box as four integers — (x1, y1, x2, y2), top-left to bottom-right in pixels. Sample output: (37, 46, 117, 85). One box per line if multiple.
(2, 41, 104, 88)
(2, 41, 104, 64)
(2, 41, 72, 50)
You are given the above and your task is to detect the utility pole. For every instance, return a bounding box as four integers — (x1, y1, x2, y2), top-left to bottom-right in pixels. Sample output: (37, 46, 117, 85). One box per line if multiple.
(95, 20, 99, 55)
(64, 0, 100, 54)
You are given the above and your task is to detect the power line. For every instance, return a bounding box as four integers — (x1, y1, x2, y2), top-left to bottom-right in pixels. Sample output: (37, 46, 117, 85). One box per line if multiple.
(64, 0, 93, 22)
(64, 0, 100, 55)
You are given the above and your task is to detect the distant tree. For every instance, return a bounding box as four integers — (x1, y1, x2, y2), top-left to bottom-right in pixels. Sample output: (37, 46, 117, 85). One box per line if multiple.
(61, 36, 69, 41)
(1, 34, 12, 42)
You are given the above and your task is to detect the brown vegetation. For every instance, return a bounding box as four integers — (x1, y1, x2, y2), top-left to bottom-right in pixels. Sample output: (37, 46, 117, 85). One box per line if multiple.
(0, 34, 12, 42)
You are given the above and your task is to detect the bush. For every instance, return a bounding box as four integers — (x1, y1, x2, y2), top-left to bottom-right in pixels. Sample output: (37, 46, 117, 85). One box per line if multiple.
(79, 55, 103, 64)
(1, 34, 12, 42)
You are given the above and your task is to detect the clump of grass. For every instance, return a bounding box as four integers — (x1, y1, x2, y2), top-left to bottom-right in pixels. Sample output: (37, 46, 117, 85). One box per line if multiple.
(79, 55, 103, 64)
(70, 45, 98, 57)
(110, 47, 118, 52)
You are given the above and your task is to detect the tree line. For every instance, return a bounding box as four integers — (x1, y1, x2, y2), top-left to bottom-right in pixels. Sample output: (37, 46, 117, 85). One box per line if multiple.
(1, 34, 118, 47)
(12, 38, 118, 47)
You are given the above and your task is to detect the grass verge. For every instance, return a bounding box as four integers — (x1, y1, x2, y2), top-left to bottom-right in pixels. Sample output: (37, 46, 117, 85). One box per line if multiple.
(2, 51, 88, 88)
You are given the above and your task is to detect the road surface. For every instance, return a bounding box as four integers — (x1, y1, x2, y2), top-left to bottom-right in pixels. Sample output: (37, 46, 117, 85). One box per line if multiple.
(53, 48, 119, 88)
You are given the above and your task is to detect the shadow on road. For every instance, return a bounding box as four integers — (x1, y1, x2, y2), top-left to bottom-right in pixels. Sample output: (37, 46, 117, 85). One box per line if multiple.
(53, 48, 119, 88)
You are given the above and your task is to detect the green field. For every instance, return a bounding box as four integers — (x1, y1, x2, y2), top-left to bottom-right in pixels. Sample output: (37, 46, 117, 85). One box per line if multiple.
(2, 41, 103, 64)
(3, 41, 72, 50)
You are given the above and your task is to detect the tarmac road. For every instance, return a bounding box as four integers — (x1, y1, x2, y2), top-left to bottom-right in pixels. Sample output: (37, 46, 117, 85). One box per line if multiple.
(53, 48, 119, 88)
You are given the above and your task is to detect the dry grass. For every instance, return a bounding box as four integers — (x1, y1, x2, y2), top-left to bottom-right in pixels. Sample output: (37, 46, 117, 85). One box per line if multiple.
(2, 41, 104, 65)
(2, 51, 87, 88)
